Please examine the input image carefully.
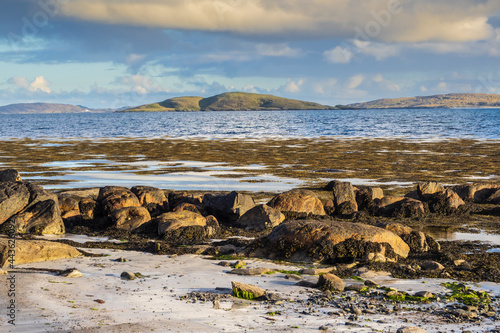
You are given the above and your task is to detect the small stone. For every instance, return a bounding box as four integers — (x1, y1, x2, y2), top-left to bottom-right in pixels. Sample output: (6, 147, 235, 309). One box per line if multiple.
(319, 325, 330, 331)
(453, 259, 466, 266)
(414, 291, 433, 298)
(364, 279, 378, 287)
(60, 268, 83, 278)
(285, 274, 303, 281)
(94, 299, 105, 304)
(218, 261, 232, 267)
(231, 281, 266, 299)
(351, 305, 362, 315)
(396, 326, 427, 333)
(120, 272, 136, 280)
(213, 299, 220, 309)
(420, 261, 444, 271)
(317, 273, 345, 292)
(231, 260, 246, 269)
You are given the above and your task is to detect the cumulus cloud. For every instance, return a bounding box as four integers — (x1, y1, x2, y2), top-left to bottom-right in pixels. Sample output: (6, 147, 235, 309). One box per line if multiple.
(323, 46, 354, 64)
(284, 79, 304, 93)
(347, 75, 364, 89)
(8, 76, 51, 93)
(59, 0, 500, 43)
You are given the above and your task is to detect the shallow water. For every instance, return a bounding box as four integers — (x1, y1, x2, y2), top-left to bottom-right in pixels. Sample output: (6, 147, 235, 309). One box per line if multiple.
(423, 226, 500, 246)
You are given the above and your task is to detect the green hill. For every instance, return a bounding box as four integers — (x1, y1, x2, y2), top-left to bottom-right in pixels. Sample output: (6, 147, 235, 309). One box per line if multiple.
(349, 93, 500, 109)
(121, 92, 334, 112)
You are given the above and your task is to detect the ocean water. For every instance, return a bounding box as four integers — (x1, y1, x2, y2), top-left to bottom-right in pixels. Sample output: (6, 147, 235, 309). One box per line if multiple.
(1, 108, 499, 139)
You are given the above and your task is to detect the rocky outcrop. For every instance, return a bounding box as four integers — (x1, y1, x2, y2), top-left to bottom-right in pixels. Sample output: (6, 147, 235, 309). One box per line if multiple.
(267, 189, 326, 216)
(131, 186, 168, 216)
(236, 204, 285, 231)
(110, 206, 151, 231)
(0, 182, 30, 224)
(248, 219, 410, 263)
(0, 169, 22, 182)
(0, 238, 80, 267)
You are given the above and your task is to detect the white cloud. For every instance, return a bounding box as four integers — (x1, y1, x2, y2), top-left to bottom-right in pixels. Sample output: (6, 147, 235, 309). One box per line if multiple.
(256, 43, 300, 57)
(8, 77, 29, 88)
(59, 0, 500, 43)
(353, 40, 400, 60)
(323, 46, 354, 64)
(117, 75, 169, 95)
(313, 78, 338, 95)
(284, 79, 304, 93)
(347, 75, 364, 89)
(30, 76, 51, 93)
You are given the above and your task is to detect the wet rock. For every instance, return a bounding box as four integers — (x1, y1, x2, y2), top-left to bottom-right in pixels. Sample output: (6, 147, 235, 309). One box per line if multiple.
(0, 239, 80, 267)
(120, 272, 136, 280)
(25, 183, 58, 209)
(10, 199, 65, 234)
(131, 185, 169, 216)
(452, 309, 478, 319)
(110, 206, 152, 231)
(268, 189, 326, 216)
(329, 180, 358, 212)
(248, 220, 409, 262)
(229, 267, 273, 275)
(397, 327, 426, 333)
(286, 274, 302, 281)
(0, 169, 22, 182)
(317, 273, 345, 292)
(231, 281, 266, 299)
(168, 191, 204, 207)
(0, 182, 30, 224)
(236, 204, 285, 231)
(421, 261, 445, 271)
(231, 260, 246, 268)
(364, 279, 378, 287)
(97, 186, 141, 215)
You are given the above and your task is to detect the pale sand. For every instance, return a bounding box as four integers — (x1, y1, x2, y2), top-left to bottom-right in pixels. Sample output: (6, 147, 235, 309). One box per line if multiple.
(1, 248, 499, 332)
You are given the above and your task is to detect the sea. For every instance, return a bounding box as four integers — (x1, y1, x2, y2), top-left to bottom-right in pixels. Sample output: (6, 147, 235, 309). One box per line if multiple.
(0, 108, 499, 139)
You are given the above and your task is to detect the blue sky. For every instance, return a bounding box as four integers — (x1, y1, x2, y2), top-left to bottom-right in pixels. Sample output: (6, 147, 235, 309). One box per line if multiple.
(1, 0, 500, 108)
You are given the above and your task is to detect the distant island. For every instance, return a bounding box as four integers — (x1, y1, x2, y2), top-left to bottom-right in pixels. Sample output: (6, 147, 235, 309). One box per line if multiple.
(0, 103, 120, 114)
(120, 92, 337, 112)
(349, 93, 500, 109)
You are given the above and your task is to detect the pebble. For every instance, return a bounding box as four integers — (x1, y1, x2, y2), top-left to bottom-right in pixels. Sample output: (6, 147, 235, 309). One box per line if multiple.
(120, 272, 136, 280)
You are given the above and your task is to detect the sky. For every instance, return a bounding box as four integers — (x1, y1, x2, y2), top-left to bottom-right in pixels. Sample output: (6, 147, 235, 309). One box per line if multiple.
(1, 0, 500, 109)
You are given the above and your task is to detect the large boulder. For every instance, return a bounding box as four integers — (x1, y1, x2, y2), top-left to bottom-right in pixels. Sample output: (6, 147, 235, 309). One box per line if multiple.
(0, 182, 30, 224)
(131, 186, 169, 216)
(0, 239, 81, 267)
(329, 180, 358, 212)
(248, 219, 410, 262)
(376, 197, 425, 218)
(157, 210, 207, 235)
(97, 186, 141, 215)
(453, 183, 499, 203)
(236, 204, 285, 231)
(317, 273, 345, 292)
(267, 189, 326, 216)
(0, 169, 22, 182)
(110, 206, 152, 231)
(417, 182, 445, 198)
(9, 199, 65, 234)
(202, 191, 255, 222)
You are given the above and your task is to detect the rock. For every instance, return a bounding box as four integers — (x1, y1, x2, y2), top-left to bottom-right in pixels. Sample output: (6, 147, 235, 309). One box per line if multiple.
(427, 189, 465, 213)
(10, 199, 65, 234)
(452, 309, 478, 319)
(376, 197, 425, 218)
(156, 210, 207, 235)
(421, 261, 444, 271)
(168, 191, 204, 207)
(267, 189, 326, 216)
(285, 274, 302, 281)
(110, 206, 152, 231)
(417, 181, 445, 198)
(231, 260, 246, 268)
(131, 186, 169, 216)
(229, 267, 273, 275)
(397, 327, 426, 333)
(0, 239, 80, 267)
(363, 252, 386, 262)
(79, 198, 97, 220)
(317, 273, 345, 292)
(0, 169, 22, 182)
(414, 291, 433, 298)
(56, 188, 100, 199)
(401, 231, 438, 253)
(205, 215, 220, 237)
(453, 183, 499, 203)
(376, 223, 413, 236)
(231, 281, 266, 299)
(364, 279, 378, 287)
(120, 272, 136, 280)
(0, 182, 30, 224)
(248, 219, 410, 262)
(173, 202, 204, 215)
(329, 180, 358, 212)
(336, 201, 358, 215)
(59, 268, 83, 278)
(486, 189, 500, 205)
(299, 268, 334, 275)
(355, 186, 383, 211)
(236, 204, 285, 231)
(97, 186, 141, 215)
(453, 259, 466, 266)
(24, 183, 58, 209)
(203, 191, 255, 222)
(57, 195, 80, 214)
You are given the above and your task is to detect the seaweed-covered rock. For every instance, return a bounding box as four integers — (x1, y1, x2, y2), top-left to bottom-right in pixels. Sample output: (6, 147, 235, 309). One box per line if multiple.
(267, 189, 326, 216)
(376, 197, 425, 218)
(329, 180, 358, 212)
(0, 169, 22, 182)
(10, 199, 65, 234)
(173, 202, 206, 216)
(248, 219, 410, 262)
(486, 189, 500, 205)
(356, 186, 383, 211)
(0, 182, 30, 224)
(111, 206, 151, 231)
(79, 198, 97, 220)
(427, 189, 465, 214)
(453, 183, 499, 203)
(131, 185, 168, 216)
(317, 273, 345, 292)
(417, 181, 445, 198)
(203, 191, 255, 222)
(231, 281, 266, 299)
(157, 210, 207, 235)
(236, 204, 285, 231)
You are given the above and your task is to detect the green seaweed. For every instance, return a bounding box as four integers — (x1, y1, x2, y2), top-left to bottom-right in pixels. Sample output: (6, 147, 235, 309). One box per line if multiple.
(233, 289, 255, 300)
(441, 282, 491, 305)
